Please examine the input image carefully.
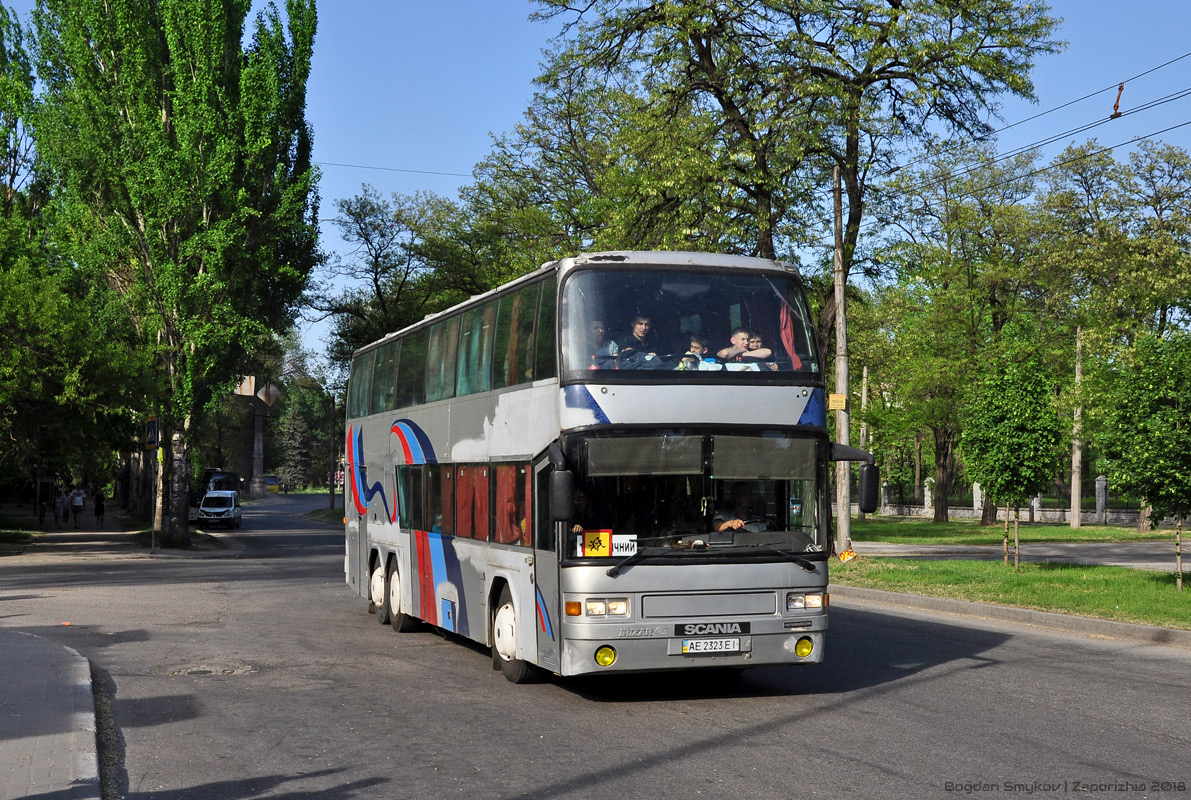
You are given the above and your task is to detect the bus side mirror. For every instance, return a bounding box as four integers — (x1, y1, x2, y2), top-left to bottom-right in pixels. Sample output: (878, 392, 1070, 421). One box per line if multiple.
(550, 470, 574, 522)
(857, 464, 878, 515)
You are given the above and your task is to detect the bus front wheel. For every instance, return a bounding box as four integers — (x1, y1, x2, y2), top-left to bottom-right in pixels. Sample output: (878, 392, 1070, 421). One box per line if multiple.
(492, 586, 538, 684)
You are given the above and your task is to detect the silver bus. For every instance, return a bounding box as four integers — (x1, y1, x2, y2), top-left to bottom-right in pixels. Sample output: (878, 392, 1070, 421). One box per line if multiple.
(344, 251, 876, 682)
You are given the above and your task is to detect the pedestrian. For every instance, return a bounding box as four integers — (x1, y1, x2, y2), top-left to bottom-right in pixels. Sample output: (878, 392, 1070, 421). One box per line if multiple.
(93, 490, 105, 528)
(69, 485, 86, 528)
(53, 491, 67, 529)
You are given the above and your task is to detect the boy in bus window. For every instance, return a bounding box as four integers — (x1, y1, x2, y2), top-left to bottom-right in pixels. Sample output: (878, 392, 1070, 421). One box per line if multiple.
(676, 334, 709, 370)
(589, 319, 619, 368)
(616, 315, 665, 368)
(747, 333, 779, 370)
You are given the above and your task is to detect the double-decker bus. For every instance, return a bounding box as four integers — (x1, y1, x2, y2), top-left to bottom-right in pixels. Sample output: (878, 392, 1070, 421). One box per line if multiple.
(344, 251, 876, 682)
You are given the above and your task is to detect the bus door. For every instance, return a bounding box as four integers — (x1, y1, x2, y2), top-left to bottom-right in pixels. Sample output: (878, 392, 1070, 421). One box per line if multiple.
(533, 460, 561, 673)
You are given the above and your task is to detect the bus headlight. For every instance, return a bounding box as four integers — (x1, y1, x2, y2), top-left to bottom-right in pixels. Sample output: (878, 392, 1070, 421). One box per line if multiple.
(787, 592, 824, 610)
(795, 637, 814, 658)
(595, 645, 617, 667)
(584, 598, 630, 616)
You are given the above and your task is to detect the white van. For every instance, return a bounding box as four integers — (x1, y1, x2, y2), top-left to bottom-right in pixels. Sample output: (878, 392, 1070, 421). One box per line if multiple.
(197, 490, 242, 529)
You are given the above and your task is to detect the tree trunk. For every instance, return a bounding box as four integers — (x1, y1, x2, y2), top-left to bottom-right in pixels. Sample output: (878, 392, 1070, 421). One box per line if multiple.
(931, 426, 956, 523)
(913, 431, 923, 504)
(981, 493, 998, 526)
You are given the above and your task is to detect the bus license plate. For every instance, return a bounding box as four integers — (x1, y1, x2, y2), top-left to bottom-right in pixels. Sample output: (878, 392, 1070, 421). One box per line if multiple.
(682, 638, 740, 654)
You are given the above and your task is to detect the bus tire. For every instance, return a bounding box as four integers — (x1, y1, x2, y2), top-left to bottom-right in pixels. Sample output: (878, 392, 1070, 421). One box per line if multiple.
(492, 586, 539, 684)
(371, 560, 391, 625)
(387, 560, 418, 632)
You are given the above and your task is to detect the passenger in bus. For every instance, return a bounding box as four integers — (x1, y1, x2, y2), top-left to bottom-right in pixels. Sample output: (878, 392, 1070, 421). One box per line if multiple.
(676, 335, 710, 370)
(717, 328, 773, 362)
(747, 333, 779, 370)
(588, 319, 619, 368)
(616, 315, 666, 368)
(713, 482, 765, 532)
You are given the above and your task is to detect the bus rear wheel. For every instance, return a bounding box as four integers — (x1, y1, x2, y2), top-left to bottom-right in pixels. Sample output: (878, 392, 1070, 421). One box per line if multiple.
(387, 560, 418, 632)
(492, 586, 539, 684)
(371, 561, 390, 625)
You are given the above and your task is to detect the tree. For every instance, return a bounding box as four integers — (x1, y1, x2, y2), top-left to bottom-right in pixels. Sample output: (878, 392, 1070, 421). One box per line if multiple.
(866, 144, 1052, 522)
(530, 0, 1062, 348)
(33, 0, 319, 541)
(311, 185, 505, 372)
(0, 7, 149, 495)
(961, 357, 1063, 569)
(1095, 334, 1191, 589)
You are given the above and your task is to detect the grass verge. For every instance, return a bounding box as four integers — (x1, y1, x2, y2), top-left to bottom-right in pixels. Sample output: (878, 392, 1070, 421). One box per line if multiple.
(306, 506, 345, 524)
(850, 516, 1173, 545)
(832, 557, 1189, 630)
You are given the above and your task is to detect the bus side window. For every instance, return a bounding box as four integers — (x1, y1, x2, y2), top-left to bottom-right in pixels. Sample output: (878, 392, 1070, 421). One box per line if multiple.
(535, 277, 557, 381)
(426, 317, 460, 403)
(428, 466, 453, 534)
(397, 466, 425, 530)
(438, 467, 454, 535)
(456, 465, 490, 541)
(347, 350, 374, 419)
(395, 328, 428, 408)
(456, 301, 496, 397)
(369, 339, 398, 415)
(535, 466, 554, 552)
(494, 283, 539, 390)
(494, 464, 531, 547)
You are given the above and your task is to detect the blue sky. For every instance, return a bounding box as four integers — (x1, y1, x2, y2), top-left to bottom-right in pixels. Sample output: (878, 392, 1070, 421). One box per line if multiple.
(8, 1, 1191, 357)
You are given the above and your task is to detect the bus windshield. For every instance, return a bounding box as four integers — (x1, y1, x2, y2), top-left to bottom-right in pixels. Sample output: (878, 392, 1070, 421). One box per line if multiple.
(565, 433, 825, 558)
(561, 267, 819, 377)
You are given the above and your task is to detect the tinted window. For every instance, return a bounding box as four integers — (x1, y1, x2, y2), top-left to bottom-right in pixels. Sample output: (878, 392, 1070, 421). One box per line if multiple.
(347, 350, 374, 419)
(535, 277, 557, 380)
(456, 301, 497, 396)
(425, 317, 460, 403)
(493, 284, 539, 390)
(369, 339, 398, 415)
(395, 328, 428, 408)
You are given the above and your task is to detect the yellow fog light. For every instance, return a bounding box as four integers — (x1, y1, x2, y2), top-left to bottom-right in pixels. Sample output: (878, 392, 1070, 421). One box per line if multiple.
(595, 645, 617, 667)
(795, 637, 814, 658)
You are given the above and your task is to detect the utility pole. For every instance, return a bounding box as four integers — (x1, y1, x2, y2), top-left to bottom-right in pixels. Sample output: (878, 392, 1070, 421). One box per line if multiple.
(1070, 325, 1083, 529)
(833, 166, 852, 553)
(858, 365, 869, 521)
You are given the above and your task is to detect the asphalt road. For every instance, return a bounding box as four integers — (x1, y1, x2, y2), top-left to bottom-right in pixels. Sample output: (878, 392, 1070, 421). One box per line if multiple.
(1, 494, 1188, 799)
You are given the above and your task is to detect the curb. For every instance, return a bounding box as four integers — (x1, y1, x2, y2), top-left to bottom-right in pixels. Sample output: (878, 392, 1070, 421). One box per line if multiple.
(829, 584, 1191, 651)
(63, 645, 101, 800)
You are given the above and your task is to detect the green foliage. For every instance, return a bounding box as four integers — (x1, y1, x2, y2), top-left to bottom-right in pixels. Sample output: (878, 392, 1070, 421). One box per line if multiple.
(1095, 334, 1191, 520)
(31, 0, 319, 530)
(961, 358, 1064, 507)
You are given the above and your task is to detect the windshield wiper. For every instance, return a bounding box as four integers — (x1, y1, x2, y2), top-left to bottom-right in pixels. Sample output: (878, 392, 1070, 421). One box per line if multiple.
(728, 543, 819, 573)
(606, 548, 652, 578)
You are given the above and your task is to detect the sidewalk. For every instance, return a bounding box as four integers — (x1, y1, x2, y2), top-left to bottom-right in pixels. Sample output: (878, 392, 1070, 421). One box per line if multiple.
(0, 508, 244, 800)
(0, 629, 99, 800)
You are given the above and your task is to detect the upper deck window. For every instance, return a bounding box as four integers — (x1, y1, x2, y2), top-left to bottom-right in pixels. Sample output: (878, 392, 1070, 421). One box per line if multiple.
(560, 267, 819, 379)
